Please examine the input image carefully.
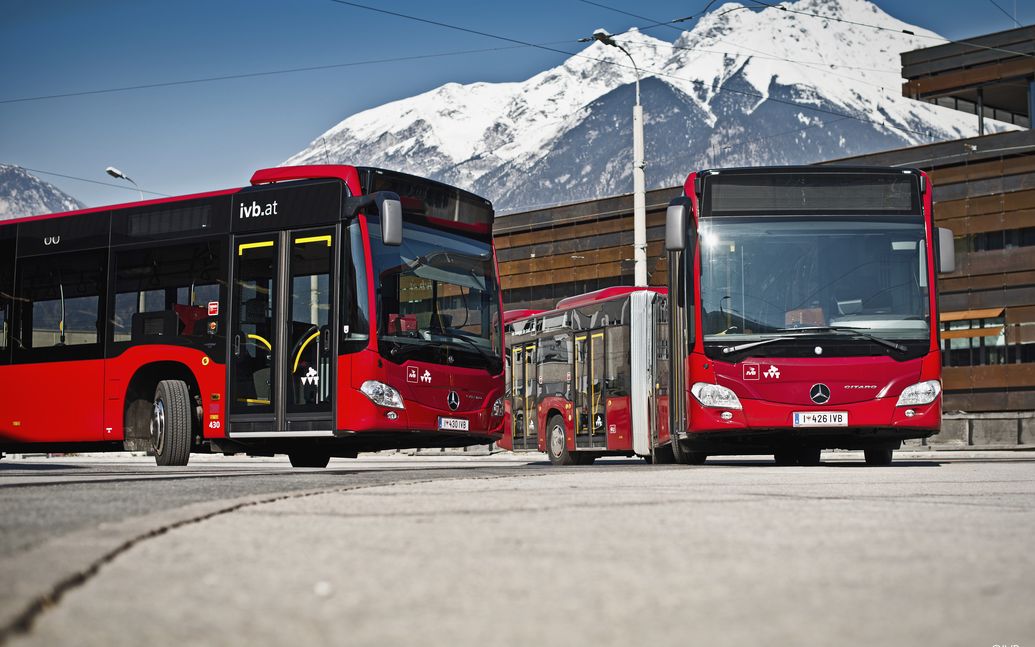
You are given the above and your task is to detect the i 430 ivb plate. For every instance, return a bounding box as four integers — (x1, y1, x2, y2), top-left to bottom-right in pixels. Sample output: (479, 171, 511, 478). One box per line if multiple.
(793, 411, 848, 427)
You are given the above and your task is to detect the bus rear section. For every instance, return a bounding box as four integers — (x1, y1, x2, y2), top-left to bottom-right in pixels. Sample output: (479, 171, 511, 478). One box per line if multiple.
(0, 165, 505, 467)
(664, 167, 955, 465)
(502, 287, 671, 465)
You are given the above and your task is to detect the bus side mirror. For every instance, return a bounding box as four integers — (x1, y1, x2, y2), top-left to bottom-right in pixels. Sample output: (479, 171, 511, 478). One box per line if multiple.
(666, 196, 693, 252)
(937, 227, 955, 274)
(344, 191, 403, 246)
(379, 194, 402, 246)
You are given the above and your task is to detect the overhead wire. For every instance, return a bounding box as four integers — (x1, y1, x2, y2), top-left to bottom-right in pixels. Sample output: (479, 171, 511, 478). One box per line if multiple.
(747, 0, 1034, 58)
(328, 0, 944, 141)
(985, 0, 1023, 28)
(0, 44, 555, 105)
(15, 167, 169, 197)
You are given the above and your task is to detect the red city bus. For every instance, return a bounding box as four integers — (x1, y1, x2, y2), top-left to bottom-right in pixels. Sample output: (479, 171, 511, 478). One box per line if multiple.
(664, 166, 955, 465)
(0, 165, 505, 467)
(501, 287, 670, 465)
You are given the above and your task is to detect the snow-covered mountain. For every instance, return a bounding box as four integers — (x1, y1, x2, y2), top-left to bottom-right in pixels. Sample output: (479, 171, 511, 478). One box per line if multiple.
(0, 165, 84, 220)
(286, 0, 1010, 211)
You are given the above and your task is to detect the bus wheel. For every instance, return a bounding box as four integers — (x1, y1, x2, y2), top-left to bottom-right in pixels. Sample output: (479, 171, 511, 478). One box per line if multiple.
(797, 448, 822, 466)
(673, 439, 707, 465)
(652, 444, 675, 464)
(151, 380, 192, 467)
(864, 448, 893, 466)
(685, 451, 708, 465)
(546, 415, 576, 466)
(288, 452, 331, 468)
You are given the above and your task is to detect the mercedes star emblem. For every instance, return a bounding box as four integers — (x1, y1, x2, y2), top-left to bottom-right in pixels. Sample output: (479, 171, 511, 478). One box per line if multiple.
(810, 383, 831, 405)
(447, 391, 460, 411)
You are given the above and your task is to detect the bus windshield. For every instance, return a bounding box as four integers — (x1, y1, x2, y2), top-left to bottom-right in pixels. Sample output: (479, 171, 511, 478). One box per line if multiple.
(699, 216, 931, 356)
(367, 216, 502, 372)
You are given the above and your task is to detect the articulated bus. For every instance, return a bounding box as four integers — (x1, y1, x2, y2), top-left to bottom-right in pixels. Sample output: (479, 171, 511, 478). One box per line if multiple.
(0, 165, 505, 467)
(501, 287, 669, 465)
(503, 167, 954, 466)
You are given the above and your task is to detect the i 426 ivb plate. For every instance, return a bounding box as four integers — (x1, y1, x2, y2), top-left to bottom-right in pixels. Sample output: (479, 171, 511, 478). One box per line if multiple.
(793, 411, 848, 427)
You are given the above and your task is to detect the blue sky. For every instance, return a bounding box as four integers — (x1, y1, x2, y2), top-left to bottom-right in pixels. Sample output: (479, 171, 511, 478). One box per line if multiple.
(1, 0, 1032, 207)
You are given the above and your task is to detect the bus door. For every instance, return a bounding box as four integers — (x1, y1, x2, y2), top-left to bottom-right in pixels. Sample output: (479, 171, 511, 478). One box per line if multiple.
(574, 331, 607, 449)
(228, 228, 337, 435)
(510, 345, 525, 449)
(523, 342, 537, 449)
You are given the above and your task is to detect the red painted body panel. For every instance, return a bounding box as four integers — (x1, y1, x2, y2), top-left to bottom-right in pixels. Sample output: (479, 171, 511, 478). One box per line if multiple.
(0, 361, 105, 443)
(535, 395, 570, 452)
(689, 351, 939, 433)
(504, 310, 545, 325)
(338, 349, 504, 436)
(105, 346, 226, 440)
(0, 346, 223, 444)
(604, 395, 632, 451)
(250, 165, 363, 196)
(499, 398, 514, 451)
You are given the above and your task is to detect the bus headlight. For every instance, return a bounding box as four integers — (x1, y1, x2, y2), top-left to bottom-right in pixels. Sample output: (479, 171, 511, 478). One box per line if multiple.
(690, 383, 743, 410)
(360, 381, 405, 409)
(896, 380, 941, 407)
(491, 397, 504, 418)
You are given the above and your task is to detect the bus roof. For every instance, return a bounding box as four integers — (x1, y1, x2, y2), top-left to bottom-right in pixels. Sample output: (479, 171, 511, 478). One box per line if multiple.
(554, 286, 667, 311)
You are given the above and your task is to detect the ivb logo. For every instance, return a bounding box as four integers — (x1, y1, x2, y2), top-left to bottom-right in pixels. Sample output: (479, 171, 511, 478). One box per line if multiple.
(743, 363, 759, 381)
(239, 200, 279, 219)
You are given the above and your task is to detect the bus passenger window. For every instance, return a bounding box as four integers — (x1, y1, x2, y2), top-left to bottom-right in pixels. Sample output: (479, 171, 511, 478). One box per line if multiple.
(113, 241, 223, 346)
(15, 251, 105, 351)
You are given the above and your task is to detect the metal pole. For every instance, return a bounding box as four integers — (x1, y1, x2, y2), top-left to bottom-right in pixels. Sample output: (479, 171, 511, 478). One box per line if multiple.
(615, 45, 646, 287)
(632, 102, 647, 286)
(587, 32, 648, 286)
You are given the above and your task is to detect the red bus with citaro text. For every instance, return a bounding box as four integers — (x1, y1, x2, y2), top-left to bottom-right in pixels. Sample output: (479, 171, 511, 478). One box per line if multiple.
(0, 165, 505, 467)
(663, 166, 954, 465)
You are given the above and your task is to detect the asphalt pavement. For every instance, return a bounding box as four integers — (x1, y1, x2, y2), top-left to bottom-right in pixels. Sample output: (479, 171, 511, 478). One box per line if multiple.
(1, 452, 1033, 646)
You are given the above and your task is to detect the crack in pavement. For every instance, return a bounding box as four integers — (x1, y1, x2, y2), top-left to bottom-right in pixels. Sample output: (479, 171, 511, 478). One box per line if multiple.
(0, 470, 545, 644)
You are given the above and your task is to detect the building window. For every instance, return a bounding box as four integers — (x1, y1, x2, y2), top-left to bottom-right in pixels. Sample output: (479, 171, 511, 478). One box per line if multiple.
(939, 308, 1035, 367)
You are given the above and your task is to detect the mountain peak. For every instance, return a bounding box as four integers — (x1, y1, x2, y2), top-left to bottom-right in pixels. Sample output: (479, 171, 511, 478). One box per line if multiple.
(0, 164, 84, 220)
(285, 0, 1009, 211)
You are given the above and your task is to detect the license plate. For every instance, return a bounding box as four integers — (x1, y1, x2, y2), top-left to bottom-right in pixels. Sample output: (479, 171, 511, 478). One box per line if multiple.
(793, 411, 848, 427)
(438, 417, 469, 431)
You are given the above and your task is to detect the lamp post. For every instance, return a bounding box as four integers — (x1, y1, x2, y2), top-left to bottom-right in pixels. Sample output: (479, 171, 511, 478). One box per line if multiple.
(105, 166, 144, 201)
(585, 29, 647, 287)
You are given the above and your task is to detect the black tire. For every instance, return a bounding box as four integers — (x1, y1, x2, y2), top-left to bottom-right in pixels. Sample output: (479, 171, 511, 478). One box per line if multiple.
(652, 444, 676, 464)
(546, 415, 576, 466)
(152, 380, 192, 467)
(289, 452, 331, 468)
(672, 438, 707, 465)
(864, 448, 893, 466)
(773, 449, 797, 466)
(685, 451, 708, 465)
(797, 448, 822, 466)
(574, 452, 596, 465)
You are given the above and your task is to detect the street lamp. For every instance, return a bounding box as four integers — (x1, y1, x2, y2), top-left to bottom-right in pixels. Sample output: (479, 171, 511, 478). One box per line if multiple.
(583, 28, 647, 286)
(105, 166, 144, 201)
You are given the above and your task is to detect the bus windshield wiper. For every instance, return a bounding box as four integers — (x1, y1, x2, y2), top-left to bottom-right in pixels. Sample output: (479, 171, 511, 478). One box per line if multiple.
(385, 337, 435, 359)
(775, 326, 908, 353)
(437, 329, 501, 370)
(721, 336, 796, 355)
